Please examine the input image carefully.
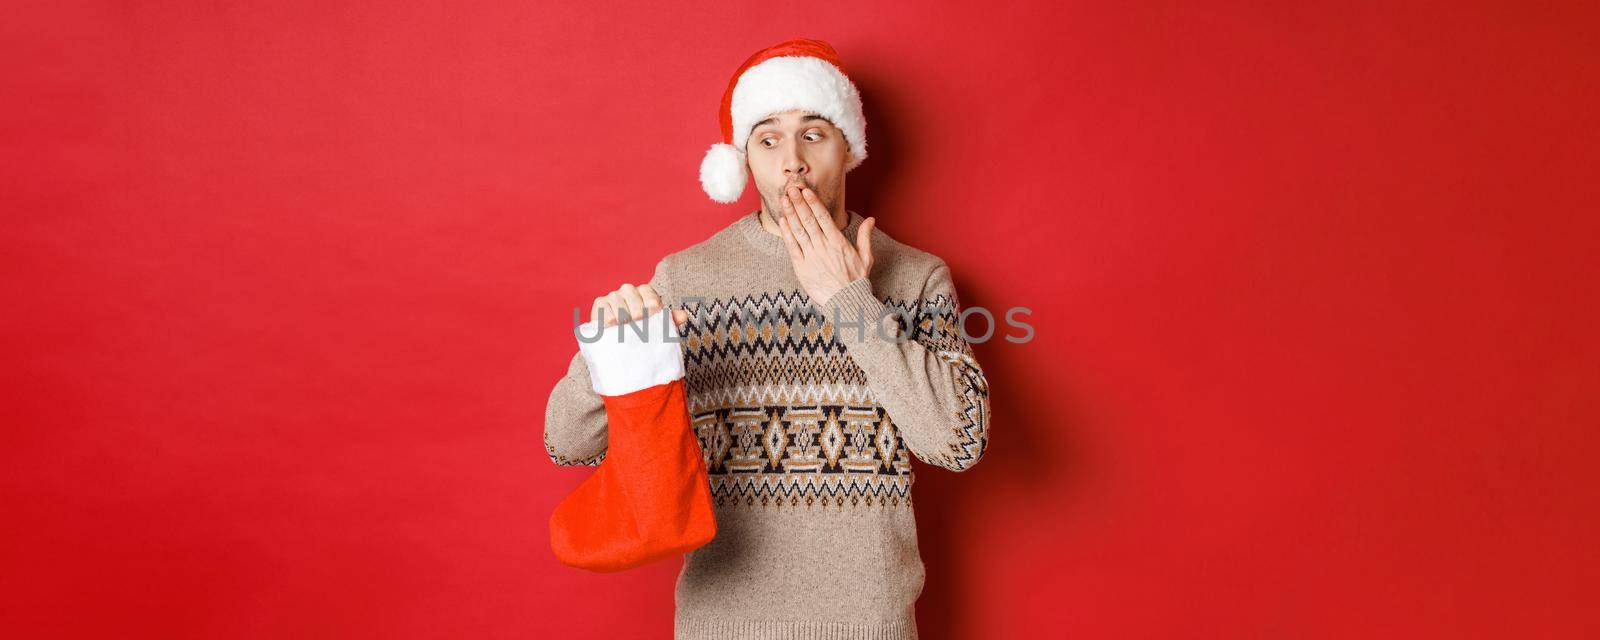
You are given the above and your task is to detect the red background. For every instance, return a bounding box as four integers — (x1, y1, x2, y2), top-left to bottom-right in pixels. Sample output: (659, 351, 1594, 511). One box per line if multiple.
(4, 2, 1597, 638)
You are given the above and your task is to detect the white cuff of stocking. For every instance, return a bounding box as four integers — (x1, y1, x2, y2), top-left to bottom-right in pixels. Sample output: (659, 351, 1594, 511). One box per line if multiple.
(574, 307, 685, 396)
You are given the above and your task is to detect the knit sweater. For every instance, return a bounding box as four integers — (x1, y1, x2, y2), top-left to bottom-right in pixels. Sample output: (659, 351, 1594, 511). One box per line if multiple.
(544, 209, 991, 640)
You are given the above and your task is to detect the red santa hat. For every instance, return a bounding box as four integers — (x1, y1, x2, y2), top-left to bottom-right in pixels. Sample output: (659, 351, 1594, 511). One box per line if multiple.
(698, 38, 868, 203)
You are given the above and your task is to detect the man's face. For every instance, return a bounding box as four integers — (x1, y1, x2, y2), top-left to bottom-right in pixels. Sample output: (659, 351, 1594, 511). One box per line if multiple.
(745, 109, 852, 221)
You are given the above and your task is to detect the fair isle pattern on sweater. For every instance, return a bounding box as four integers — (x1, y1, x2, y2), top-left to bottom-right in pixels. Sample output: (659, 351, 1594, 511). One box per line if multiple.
(680, 288, 988, 509)
(543, 209, 990, 640)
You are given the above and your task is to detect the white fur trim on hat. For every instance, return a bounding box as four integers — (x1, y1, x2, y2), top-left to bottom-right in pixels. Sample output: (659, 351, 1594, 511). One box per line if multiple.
(730, 56, 867, 172)
(699, 142, 747, 203)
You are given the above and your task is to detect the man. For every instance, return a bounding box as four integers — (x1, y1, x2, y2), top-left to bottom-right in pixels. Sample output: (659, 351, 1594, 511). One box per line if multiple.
(544, 38, 991, 639)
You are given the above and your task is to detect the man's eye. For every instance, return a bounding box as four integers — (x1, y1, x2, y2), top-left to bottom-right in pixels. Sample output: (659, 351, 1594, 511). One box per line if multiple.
(760, 137, 776, 147)
(805, 132, 822, 142)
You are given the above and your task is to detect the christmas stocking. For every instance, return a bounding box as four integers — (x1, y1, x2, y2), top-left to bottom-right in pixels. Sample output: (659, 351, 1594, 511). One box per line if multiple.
(549, 307, 717, 572)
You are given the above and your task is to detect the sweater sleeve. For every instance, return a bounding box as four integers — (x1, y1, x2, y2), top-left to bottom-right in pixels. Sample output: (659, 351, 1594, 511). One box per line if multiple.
(823, 261, 992, 472)
(543, 257, 675, 467)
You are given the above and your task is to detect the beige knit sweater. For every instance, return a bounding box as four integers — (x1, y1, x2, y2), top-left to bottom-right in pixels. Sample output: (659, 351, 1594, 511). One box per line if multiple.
(544, 209, 991, 640)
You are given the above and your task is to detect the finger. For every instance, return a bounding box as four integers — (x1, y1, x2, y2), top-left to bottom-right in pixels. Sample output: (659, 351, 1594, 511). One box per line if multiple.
(802, 187, 845, 246)
(777, 214, 807, 262)
(781, 189, 809, 249)
(781, 191, 813, 252)
(671, 308, 689, 329)
(616, 284, 646, 323)
(857, 216, 876, 269)
(605, 292, 635, 324)
(638, 283, 664, 316)
(591, 296, 617, 327)
(793, 188, 826, 247)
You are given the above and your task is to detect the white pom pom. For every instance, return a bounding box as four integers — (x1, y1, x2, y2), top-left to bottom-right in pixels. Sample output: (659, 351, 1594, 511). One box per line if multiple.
(698, 142, 747, 204)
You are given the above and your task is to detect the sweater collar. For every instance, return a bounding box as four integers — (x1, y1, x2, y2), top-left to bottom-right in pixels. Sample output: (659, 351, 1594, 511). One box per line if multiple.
(734, 208, 866, 259)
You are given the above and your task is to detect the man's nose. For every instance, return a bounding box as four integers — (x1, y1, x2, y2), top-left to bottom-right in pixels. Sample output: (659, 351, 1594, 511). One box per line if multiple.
(783, 150, 807, 178)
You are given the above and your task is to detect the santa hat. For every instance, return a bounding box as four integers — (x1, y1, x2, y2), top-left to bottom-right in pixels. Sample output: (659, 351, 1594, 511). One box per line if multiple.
(698, 38, 868, 203)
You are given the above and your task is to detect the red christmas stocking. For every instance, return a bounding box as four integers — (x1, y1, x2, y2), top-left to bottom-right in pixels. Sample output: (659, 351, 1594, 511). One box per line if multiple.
(549, 308, 717, 572)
